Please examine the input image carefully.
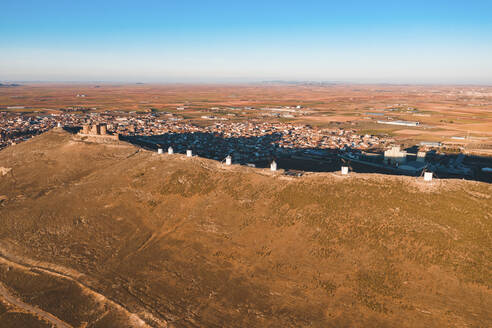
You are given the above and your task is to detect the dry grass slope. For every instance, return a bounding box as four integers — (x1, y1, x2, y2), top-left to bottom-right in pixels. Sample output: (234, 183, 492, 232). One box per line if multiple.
(0, 129, 491, 327)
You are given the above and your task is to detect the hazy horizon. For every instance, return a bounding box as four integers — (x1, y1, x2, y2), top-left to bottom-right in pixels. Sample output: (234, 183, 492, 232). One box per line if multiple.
(1, 1, 492, 84)
(3, 80, 492, 87)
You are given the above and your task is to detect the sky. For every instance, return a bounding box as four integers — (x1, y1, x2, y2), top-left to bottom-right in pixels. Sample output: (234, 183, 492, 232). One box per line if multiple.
(1, 0, 492, 84)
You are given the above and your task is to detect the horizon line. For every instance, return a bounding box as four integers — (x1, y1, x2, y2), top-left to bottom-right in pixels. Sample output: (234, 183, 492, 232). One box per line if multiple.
(2, 80, 492, 87)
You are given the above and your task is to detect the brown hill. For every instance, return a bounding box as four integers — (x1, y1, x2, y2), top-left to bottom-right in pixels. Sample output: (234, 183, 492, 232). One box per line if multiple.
(0, 129, 491, 327)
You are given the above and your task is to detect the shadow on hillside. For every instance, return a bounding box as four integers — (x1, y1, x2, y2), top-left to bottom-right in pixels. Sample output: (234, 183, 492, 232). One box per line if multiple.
(62, 126, 81, 134)
(116, 132, 492, 183)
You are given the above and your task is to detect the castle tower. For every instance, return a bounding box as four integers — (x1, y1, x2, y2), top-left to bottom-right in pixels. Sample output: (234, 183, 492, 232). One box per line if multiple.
(90, 124, 99, 135)
(168, 147, 174, 155)
(270, 160, 277, 171)
(82, 125, 90, 134)
(225, 155, 232, 165)
(99, 124, 107, 135)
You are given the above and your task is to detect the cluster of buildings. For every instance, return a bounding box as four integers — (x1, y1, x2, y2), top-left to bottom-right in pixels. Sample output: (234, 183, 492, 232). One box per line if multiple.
(1, 110, 491, 180)
(0, 111, 386, 156)
(342, 145, 481, 178)
(0, 112, 57, 149)
(127, 120, 387, 164)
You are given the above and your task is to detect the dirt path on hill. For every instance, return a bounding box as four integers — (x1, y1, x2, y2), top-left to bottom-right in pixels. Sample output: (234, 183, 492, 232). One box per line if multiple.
(0, 282, 73, 328)
(0, 251, 154, 327)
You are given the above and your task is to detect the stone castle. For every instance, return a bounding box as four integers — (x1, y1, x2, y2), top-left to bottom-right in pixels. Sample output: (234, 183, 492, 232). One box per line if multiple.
(76, 123, 119, 142)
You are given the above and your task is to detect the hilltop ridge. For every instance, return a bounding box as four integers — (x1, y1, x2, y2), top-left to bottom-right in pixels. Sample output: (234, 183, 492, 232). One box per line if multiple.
(0, 129, 491, 327)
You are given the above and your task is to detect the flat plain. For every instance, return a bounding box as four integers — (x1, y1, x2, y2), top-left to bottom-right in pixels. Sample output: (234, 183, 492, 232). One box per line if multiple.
(1, 83, 492, 146)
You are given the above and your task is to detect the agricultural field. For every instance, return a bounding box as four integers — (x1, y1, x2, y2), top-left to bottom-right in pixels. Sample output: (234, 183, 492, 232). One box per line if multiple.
(1, 83, 492, 147)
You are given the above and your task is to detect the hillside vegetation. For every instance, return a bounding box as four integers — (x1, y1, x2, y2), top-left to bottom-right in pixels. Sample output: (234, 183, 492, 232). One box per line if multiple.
(0, 129, 491, 327)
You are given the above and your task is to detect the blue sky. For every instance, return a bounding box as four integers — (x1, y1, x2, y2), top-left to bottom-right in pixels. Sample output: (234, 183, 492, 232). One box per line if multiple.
(1, 0, 491, 83)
